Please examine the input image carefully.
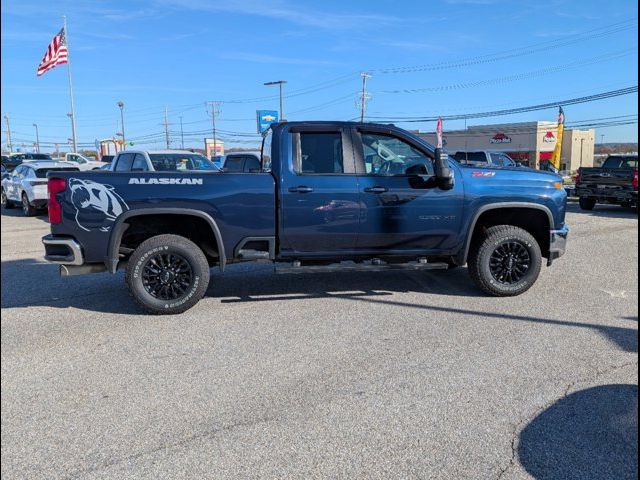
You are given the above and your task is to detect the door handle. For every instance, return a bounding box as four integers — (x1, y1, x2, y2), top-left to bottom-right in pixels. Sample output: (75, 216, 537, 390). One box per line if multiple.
(364, 186, 389, 194)
(288, 186, 314, 194)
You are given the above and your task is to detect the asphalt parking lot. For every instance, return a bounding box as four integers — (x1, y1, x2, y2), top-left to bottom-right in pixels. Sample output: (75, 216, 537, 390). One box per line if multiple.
(1, 203, 638, 479)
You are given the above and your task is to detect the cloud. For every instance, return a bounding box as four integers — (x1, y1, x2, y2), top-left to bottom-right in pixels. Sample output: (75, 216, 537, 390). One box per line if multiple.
(154, 0, 403, 30)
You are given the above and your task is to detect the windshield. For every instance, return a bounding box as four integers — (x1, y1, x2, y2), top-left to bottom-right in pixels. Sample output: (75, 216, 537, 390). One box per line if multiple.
(602, 156, 638, 169)
(148, 153, 218, 171)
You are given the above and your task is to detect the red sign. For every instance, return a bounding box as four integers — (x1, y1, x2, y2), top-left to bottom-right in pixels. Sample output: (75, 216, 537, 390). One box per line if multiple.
(543, 131, 556, 143)
(490, 133, 512, 144)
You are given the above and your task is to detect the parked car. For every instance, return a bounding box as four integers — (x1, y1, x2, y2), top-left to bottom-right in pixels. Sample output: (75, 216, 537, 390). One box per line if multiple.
(42, 121, 569, 314)
(1, 164, 8, 181)
(62, 153, 109, 171)
(576, 155, 638, 210)
(109, 150, 220, 172)
(452, 151, 519, 168)
(221, 152, 261, 172)
(1, 161, 79, 216)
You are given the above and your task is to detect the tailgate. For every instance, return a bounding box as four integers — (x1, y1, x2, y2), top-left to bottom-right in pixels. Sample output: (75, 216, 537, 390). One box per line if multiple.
(579, 168, 635, 188)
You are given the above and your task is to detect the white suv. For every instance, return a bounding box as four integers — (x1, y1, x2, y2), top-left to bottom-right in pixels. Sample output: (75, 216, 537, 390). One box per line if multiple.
(1, 161, 79, 216)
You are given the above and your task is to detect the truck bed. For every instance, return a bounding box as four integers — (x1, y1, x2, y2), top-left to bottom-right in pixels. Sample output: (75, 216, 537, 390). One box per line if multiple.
(49, 171, 276, 263)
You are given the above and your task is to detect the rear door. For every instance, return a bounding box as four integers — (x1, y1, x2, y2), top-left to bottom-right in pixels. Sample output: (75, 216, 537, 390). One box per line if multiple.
(279, 126, 360, 255)
(352, 126, 464, 253)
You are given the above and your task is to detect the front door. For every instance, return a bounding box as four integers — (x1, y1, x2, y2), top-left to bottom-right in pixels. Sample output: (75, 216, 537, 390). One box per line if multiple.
(352, 127, 464, 254)
(279, 127, 360, 256)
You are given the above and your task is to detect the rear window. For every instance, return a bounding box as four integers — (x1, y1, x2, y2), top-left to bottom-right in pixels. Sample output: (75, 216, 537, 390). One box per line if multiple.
(148, 154, 216, 171)
(35, 167, 79, 178)
(31, 154, 53, 160)
(602, 156, 638, 169)
(453, 152, 488, 165)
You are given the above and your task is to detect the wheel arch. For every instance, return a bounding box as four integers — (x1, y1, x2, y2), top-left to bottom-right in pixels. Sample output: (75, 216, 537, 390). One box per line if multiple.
(106, 208, 226, 273)
(458, 202, 554, 265)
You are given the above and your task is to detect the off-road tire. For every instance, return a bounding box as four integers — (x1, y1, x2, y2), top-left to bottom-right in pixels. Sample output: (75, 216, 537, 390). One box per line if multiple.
(125, 234, 210, 315)
(21, 193, 36, 216)
(468, 225, 542, 297)
(579, 197, 596, 211)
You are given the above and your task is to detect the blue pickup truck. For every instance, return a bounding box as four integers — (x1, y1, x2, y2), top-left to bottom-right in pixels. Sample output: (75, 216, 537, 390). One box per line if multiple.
(42, 121, 569, 314)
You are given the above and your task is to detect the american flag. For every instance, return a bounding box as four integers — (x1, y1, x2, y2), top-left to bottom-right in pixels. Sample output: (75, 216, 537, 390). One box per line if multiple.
(436, 117, 444, 149)
(37, 28, 68, 76)
(557, 106, 565, 125)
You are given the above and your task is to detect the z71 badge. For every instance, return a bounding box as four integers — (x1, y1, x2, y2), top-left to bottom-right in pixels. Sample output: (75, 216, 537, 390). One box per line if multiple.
(472, 171, 497, 178)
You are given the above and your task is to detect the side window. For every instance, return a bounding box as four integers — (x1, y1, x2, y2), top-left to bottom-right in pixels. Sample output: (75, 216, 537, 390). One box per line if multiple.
(490, 153, 502, 165)
(295, 132, 344, 174)
(244, 156, 261, 172)
(114, 153, 135, 172)
(361, 132, 434, 176)
(224, 157, 244, 172)
(500, 154, 514, 167)
(132, 154, 148, 171)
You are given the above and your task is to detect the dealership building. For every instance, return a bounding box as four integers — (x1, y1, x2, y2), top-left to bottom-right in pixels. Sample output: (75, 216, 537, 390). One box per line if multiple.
(417, 121, 595, 172)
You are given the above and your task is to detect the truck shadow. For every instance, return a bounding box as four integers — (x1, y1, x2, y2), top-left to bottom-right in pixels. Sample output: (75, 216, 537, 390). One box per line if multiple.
(518, 384, 638, 480)
(566, 202, 638, 219)
(1, 258, 637, 353)
(0, 207, 49, 223)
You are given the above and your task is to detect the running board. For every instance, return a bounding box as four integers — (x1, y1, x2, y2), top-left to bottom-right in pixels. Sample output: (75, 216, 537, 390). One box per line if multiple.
(275, 260, 449, 275)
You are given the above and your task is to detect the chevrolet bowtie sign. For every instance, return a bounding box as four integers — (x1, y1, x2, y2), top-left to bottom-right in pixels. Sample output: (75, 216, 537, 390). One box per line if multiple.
(257, 110, 279, 134)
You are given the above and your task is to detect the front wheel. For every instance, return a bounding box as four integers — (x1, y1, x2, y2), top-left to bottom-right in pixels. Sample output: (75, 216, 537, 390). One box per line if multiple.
(1, 188, 15, 209)
(579, 197, 596, 211)
(468, 225, 542, 297)
(125, 234, 210, 314)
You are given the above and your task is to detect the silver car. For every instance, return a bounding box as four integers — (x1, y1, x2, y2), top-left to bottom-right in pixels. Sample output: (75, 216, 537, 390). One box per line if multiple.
(1, 161, 79, 216)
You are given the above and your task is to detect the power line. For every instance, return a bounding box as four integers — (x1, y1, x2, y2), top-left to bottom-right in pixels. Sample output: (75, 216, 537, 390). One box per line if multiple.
(379, 49, 637, 95)
(375, 19, 638, 74)
(367, 86, 639, 123)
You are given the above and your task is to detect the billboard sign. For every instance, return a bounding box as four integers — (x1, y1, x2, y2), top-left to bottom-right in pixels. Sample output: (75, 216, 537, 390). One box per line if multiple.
(257, 110, 279, 134)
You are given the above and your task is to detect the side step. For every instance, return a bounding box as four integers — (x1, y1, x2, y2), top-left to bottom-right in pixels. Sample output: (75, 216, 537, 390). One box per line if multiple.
(275, 260, 449, 275)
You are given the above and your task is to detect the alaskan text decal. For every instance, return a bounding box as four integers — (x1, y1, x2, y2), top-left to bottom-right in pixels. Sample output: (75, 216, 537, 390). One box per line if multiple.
(128, 178, 204, 185)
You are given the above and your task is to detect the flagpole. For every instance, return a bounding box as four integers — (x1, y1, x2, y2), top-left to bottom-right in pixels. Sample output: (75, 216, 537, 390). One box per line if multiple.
(63, 15, 78, 153)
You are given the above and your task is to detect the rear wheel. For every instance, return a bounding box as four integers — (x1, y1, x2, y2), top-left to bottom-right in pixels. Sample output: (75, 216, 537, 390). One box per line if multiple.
(579, 197, 596, 211)
(468, 225, 542, 297)
(125, 234, 210, 315)
(1, 188, 15, 209)
(21, 193, 36, 216)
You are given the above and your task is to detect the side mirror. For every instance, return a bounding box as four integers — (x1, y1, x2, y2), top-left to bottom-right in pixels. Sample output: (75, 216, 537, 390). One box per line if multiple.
(434, 148, 454, 190)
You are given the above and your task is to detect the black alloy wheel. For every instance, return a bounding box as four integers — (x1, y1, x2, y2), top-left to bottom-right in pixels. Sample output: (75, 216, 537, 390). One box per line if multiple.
(489, 241, 531, 285)
(141, 252, 194, 301)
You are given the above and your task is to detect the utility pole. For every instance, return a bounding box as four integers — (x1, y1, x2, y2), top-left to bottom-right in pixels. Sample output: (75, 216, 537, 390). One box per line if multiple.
(179, 116, 184, 149)
(117, 101, 126, 150)
(264, 80, 287, 120)
(4, 113, 12, 154)
(206, 101, 221, 158)
(163, 106, 171, 149)
(600, 134, 605, 145)
(357, 72, 372, 123)
(33, 123, 40, 153)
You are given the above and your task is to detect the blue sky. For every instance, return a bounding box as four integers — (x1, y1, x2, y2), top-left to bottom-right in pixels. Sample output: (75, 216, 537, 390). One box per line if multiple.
(1, 0, 638, 151)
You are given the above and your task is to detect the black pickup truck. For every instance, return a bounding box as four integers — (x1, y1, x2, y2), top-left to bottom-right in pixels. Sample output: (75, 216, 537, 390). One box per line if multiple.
(576, 155, 638, 210)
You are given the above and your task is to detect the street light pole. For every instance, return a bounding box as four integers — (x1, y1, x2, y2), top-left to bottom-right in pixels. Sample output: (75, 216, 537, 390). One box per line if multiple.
(117, 101, 126, 150)
(33, 123, 40, 153)
(264, 80, 287, 120)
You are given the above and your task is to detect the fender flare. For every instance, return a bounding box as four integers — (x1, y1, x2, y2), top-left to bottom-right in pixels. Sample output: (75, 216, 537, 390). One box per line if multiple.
(457, 202, 555, 264)
(105, 208, 226, 273)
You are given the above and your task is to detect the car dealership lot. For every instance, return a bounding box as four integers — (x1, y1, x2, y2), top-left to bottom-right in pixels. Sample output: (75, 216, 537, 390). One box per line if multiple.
(1, 205, 637, 479)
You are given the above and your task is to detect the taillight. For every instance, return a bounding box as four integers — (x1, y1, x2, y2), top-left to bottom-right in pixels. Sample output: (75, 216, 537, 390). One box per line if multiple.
(48, 178, 66, 224)
(633, 170, 638, 190)
(575, 168, 582, 185)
